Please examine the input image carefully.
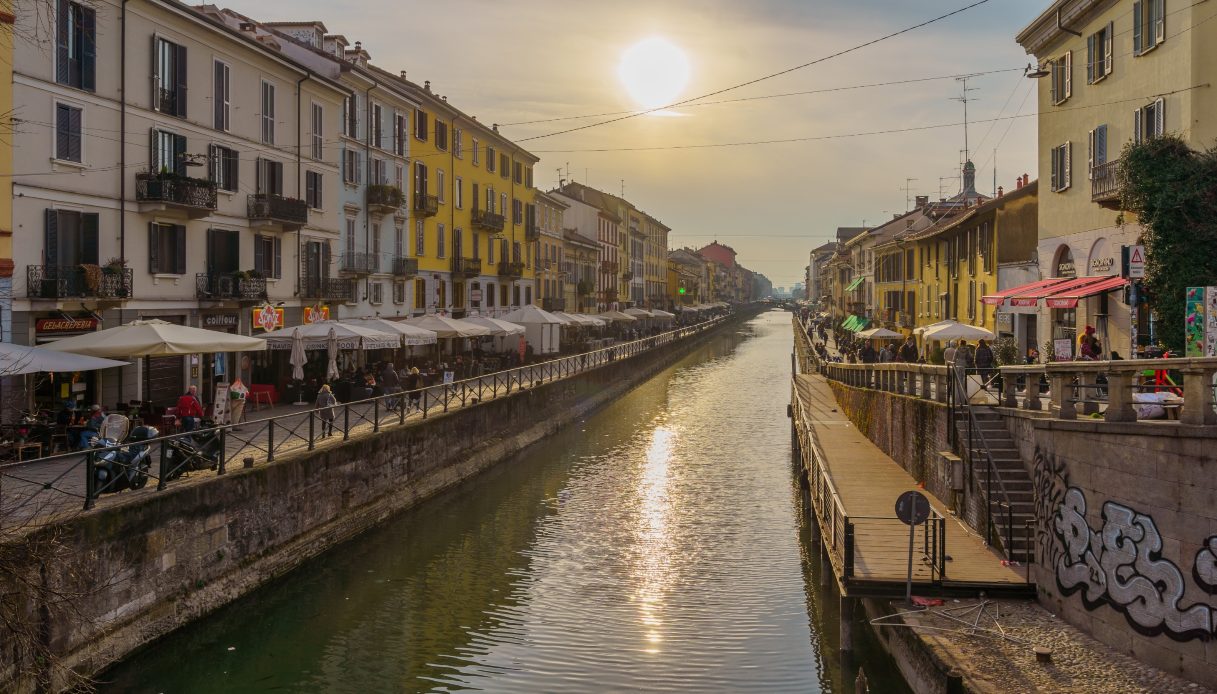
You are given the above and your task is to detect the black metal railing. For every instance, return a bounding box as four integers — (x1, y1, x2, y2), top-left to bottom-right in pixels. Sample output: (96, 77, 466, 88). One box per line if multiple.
(471, 209, 505, 233)
(248, 194, 308, 227)
(195, 273, 269, 301)
(0, 314, 736, 520)
(542, 297, 566, 312)
(525, 225, 540, 242)
(367, 184, 405, 211)
(27, 265, 133, 300)
(452, 257, 482, 277)
(1091, 158, 1120, 203)
(340, 251, 380, 275)
(497, 261, 524, 278)
(300, 276, 355, 301)
(392, 257, 418, 277)
(135, 172, 218, 212)
(413, 193, 439, 217)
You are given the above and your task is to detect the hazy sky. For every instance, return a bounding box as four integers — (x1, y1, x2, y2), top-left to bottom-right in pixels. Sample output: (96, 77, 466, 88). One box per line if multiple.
(230, 0, 1045, 286)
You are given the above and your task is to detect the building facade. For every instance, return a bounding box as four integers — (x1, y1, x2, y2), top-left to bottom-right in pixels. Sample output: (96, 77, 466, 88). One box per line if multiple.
(534, 190, 568, 312)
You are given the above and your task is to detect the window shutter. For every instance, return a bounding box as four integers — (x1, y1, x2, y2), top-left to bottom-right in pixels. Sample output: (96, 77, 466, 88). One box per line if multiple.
(1133, 107, 1143, 143)
(228, 148, 239, 190)
(227, 228, 239, 266)
(255, 158, 266, 193)
(45, 209, 59, 266)
(1086, 35, 1095, 84)
(1050, 147, 1059, 191)
(55, 106, 68, 160)
(1097, 125, 1107, 164)
(1104, 22, 1114, 76)
(1087, 129, 1095, 179)
(273, 236, 282, 279)
(355, 152, 362, 185)
(321, 242, 331, 280)
(150, 127, 159, 172)
(1154, 98, 1165, 136)
(1049, 63, 1058, 104)
(67, 106, 82, 161)
(175, 224, 186, 274)
(1063, 51, 1072, 99)
(207, 144, 217, 181)
(1063, 141, 1072, 189)
(1133, 1, 1143, 54)
(1153, 0, 1165, 44)
(56, 0, 69, 83)
(174, 43, 187, 117)
(81, 7, 96, 91)
(148, 223, 160, 273)
(173, 133, 186, 176)
(213, 62, 224, 129)
(253, 234, 264, 274)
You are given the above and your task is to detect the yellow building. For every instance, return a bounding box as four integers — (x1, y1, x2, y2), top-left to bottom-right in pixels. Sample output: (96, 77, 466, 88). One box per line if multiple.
(390, 77, 539, 316)
(534, 190, 568, 312)
(0, 3, 11, 337)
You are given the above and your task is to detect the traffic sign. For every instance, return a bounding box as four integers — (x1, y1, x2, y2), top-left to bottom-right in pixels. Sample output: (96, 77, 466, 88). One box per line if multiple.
(895, 490, 931, 526)
(1128, 245, 1145, 279)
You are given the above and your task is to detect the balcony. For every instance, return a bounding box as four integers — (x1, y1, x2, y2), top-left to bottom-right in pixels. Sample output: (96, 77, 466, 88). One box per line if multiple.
(600, 260, 619, 274)
(367, 185, 406, 215)
(576, 279, 594, 296)
(497, 261, 524, 279)
(452, 257, 482, 278)
(301, 276, 355, 302)
(27, 264, 133, 301)
(525, 225, 540, 242)
(195, 273, 268, 302)
(413, 193, 439, 218)
(622, 270, 635, 282)
(136, 172, 217, 219)
(248, 194, 308, 230)
(1091, 158, 1121, 209)
(542, 297, 566, 312)
(391, 256, 418, 277)
(471, 209, 505, 233)
(340, 251, 380, 275)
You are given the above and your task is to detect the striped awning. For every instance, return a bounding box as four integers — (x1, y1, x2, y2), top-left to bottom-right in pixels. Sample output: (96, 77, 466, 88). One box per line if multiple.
(981, 278, 1073, 306)
(1044, 275, 1129, 309)
(845, 276, 865, 292)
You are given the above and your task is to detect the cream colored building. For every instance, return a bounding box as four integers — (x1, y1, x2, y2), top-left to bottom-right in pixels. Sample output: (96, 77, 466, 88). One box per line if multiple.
(534, 190, 568, 312)
(1017, 0, 1217, 357)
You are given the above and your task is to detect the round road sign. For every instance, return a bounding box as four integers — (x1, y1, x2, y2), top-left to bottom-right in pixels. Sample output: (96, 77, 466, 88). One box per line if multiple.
(895, 490, 931, 526)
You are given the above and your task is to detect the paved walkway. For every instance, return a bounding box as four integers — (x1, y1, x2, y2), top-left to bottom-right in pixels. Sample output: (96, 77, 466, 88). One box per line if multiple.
(793, 373, 1027, 592)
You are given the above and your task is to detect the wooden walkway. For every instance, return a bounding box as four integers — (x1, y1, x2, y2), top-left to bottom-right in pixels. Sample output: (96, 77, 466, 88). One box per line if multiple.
(792, 373, 1031, 598)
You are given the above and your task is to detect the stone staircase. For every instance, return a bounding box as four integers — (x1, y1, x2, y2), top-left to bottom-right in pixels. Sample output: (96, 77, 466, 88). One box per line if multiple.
(954, 407, 1034, 564)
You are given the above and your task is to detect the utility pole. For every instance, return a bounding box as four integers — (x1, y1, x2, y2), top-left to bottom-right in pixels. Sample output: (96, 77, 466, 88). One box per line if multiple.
(951, 75, 980, 165)
(901, 178, 918, 212)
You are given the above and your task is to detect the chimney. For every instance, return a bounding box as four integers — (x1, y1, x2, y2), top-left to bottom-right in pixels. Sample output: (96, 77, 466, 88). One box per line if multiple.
(238, 21, 256, 32)
(492, 123, 499, 132)
(354, 40, 361, 51)
(424, 80, 431, 93)
(997, 186, 1004, 197)
(400, 70, 407, 80)
(1022, 173, 1030, 187)
(914, 195, 929, 210)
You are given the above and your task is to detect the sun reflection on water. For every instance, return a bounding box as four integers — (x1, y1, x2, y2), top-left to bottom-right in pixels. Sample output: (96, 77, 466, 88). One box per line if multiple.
(635, 425, 675, 655)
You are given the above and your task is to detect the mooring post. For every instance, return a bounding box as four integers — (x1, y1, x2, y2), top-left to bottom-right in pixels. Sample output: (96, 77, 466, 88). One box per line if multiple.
(840, 596, 855, 656)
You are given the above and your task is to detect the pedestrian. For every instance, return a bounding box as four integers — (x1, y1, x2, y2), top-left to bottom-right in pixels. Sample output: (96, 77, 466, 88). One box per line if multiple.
(1079, 325, 1100, 360)
(380, 361, 402, 409)
(943, 339, 957, 366)
(860, 341, 878, 364)
(975, 338, 996, 387)
(405, 367, 422, 411)
(315, 384, 338, 437)
(899, 336, 918, 364)
(176, 385, 204, 432)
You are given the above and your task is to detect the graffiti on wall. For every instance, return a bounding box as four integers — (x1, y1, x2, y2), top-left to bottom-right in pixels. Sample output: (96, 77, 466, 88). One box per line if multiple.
(1034, 448, 1217, 641)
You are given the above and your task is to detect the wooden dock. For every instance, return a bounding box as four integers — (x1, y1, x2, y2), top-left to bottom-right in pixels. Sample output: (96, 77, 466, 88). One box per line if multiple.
(791, 373, 1032, 599)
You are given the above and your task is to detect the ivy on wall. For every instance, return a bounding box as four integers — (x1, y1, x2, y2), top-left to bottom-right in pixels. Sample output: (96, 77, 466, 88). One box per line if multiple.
(1118, 136, 1217, 353)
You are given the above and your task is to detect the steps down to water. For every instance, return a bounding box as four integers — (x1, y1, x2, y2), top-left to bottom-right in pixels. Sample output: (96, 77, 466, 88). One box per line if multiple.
(953, 407, 1034, 564)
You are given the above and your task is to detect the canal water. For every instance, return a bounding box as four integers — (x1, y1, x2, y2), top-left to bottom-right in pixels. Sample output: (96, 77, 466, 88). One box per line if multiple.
(100, 310, 906, 693)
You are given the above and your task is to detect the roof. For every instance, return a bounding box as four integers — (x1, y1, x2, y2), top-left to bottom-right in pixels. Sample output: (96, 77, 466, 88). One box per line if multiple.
(534, 189, 570, 210)
(836, 227, 866, 242)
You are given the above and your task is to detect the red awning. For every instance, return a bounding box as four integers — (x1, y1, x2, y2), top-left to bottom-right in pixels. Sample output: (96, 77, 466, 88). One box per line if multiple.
(981, 278, 1074, 306)
(1044, 275, 1129, 309)
(1008, 276, 1104, 307)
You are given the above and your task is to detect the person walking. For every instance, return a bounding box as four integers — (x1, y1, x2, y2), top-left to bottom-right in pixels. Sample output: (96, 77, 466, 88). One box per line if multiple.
(943, 339, 957, 366)
(176, 385, 205, 432)
(380, 361, 402, 410)
(974, 339, 996, 387)
(404, 367, 423, 412)
(899, 336, 918, 364)
(315, 384, 338, 437)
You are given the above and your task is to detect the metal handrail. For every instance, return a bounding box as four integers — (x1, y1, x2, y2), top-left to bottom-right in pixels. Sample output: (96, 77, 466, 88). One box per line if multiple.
(948, 366, 1017, 561)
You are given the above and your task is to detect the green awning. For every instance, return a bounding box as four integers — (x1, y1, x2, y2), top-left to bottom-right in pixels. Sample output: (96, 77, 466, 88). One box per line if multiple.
(845, 276, 865, 292)
(842, 316, 870, 332)
(842, 316, 857, 331)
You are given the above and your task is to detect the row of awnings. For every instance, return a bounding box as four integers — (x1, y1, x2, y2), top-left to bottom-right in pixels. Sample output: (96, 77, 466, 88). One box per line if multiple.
(981, 275, 1129, 310)
(841, 315, 871, 332)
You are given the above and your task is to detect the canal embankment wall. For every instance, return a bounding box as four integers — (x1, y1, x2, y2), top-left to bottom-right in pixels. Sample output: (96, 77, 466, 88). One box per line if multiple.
(822, 374, 1217, 689)
(0, 311, 759, 692)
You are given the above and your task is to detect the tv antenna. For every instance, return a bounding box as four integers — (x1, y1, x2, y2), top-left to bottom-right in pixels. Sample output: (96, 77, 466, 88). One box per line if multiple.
(901, 178, 918, 212)
(950, 75, 980, 163)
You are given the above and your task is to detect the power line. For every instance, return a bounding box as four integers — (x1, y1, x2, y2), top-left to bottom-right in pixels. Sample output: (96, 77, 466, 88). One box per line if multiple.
(516, 0, 995, 142)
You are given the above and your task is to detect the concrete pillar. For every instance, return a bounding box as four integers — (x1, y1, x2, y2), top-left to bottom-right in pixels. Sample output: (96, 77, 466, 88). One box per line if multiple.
(1181, 367, 1217, 425)
(1023, 370, 1044, 410)
(935, 372, 948, 403)
(920, 367, 933, 400)
(1103, 371, 1137, 422)
(839, 596, 855, 655)
(1001, 370, 1018, 407)
(1079, 372, 1099, 415)
(1050, 371, 1076, 419)
(820, 545, 832, 587)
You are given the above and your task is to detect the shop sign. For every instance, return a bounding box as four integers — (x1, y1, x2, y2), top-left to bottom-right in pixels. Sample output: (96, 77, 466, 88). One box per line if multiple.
(203, 313, 239, 329)
(1087, 237, 1116, 276)
(1089, 257, 1115, 273)
(252, 305, 285, 332)
(36, 317, 98, 333)
(303, 305, 330, 324)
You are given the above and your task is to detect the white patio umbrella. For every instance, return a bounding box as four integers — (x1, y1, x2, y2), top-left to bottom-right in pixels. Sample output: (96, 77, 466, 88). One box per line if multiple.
(649, 309, 676, 321)
(0, 342, 128, 375)
(398, 315, 491, 339)
(922, 322, 995, 342)
(566, 313, 605, 327)
(289, 328, 307, 382)
(343, 318, 438, 346)
(500, 305, 566, 326)
(598, 310, 637, 323)
(463, 315, 525, 336)
(914, 320, 957, 337)
(258, 321, 400, 350)
(44, 319, 267, 357)
(551, 311, 585, 326)
(857, 327, 904, 340)
(325, 327, 340, 381)
(501, 306, 565, 355)
(623, 307, 654, 319)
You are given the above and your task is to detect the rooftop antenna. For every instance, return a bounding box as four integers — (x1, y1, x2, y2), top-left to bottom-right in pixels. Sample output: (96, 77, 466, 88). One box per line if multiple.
(901, 178, 918, 212)
(950, 75, 980, 164)
(621, 179, 625, 198)
(938, 175, 960, 200)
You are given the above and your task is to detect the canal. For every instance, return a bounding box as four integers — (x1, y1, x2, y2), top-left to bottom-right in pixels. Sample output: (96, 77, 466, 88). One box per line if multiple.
(100, 310, 906, 693)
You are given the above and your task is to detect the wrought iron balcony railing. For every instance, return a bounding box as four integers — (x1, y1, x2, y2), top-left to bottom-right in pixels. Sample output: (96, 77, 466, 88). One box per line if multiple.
(340, 251, 380, 275)
(136, 172, 217, 218)
(525, 225, 541, 242)
(413, 193, 439, 217)
(300, 276, 355, 301)
(1091, 158, 1121, 207)
(367, 185, 405, 213)
(497, 261, 525, 278)
(542, 297, 566, 312)
(392, 256, 418, 277)
(471, 208, 505, 233)
(452, 257, 482, 277)
(577, 279, 594, 296)
(248, 194, 308, 229)
(195, 273, 269, 301)
(600, 260, 619, 274)
(27, 264, 133, 300)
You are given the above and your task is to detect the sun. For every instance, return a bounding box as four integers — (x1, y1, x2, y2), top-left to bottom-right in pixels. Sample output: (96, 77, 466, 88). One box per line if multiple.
(618, 37, 691, 111)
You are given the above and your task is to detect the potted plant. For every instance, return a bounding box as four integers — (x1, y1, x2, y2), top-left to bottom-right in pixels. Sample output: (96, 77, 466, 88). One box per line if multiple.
(80, 263, 102, 292)
(103, 257, 126, 276)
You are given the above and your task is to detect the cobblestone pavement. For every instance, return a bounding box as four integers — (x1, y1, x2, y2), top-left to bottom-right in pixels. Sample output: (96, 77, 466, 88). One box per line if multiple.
(888, 599, 1213, 694)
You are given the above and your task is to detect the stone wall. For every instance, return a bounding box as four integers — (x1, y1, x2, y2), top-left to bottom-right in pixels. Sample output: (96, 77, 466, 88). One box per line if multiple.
(0, 314, 752, 692)
(1002, 412, 1217, 689)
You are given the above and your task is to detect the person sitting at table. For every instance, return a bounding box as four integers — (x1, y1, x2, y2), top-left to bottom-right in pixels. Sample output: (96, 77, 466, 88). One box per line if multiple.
(56, 400, 77, 427)
(176, 385, 205, 432)
(76, 404, 105, 449)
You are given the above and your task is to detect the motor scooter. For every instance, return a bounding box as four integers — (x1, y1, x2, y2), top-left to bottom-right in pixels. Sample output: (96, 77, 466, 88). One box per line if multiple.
(162, 419, 221, 480)
(89, 415, 159, 495)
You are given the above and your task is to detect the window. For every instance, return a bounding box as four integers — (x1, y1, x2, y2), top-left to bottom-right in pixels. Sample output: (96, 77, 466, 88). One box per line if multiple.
(154, 38, 187, 117)
(152, 129, 186, 175)
(437, 169, 445, 203)
(343, 95, 357, 137)
(485, 186, 494, 213)
(1049, 51, 1071, 105)
(487, 235, 495, 264)
(499, 153, 510, 179)
(55, 103, 82, 162)
(454, 177, 463, 209)
(261, 81, 276, 144)
(435, 121, 448, 151)
(395, 225, 404, 257)
(393, 281, 405, 304)
(370, 158, 386, 186)
(395, 164, 404, 192)
(436, 223, 446, 258)
(1087, 124, 1108, 178)
(413, 162, 428, 198)
(512, 198, 522, 225)
(208, 144, 238, 192)
(214, 61, 231, 130)
(394, 114, 406, 156)
(372, 104, 383, 148)
(500, 192, 507, 215)
(487, 146, 496, 172)
(44, 209, 99, 267)
(472, 231, 480, 259)
(371, 224, 380, 257)
(342, 149, 361, 185)
(1086, 22, 1114, 83)
(306, 171, 323, 209)
(472, 138, 480, 165)
(415, 219, 425, 256)
(370, 282, 384, 305)
(253, 234, 281, 278)
(513, 161, 522, 184)
(148, 222, 186, 274)
(414, 278, 426, 309)
(1134, 98, 1165, 142)
(255, 158, 284, 195)
(345, 218, 356, 255)
(414, 108, 429, 140)
(1050, 142, 1072, 192)
(311, 103, 323, 159)
(454, 129, 463, 158)
(56, 0, 96, 91)
(1133, 0, 1166, 56)
(525, 166, 533, 188)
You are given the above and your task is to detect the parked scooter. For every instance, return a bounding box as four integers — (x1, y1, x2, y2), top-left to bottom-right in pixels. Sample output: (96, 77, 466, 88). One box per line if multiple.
(89, 415, 159, 495)
(162, 419, 222, 480)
